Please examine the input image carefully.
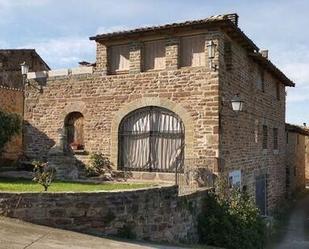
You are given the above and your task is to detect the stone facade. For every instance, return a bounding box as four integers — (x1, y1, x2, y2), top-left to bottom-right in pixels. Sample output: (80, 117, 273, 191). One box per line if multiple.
(218, 34, 289, 211)
(0, 49, 49, 89)
(23, 14, 294, 211)
(0, 186, 207, 244)
(0, 86, 23, 162)
(285, 124, 309, 195)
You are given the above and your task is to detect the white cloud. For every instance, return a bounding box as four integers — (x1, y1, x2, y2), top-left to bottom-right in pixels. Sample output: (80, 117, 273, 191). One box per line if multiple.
(19, 37, 95, 69)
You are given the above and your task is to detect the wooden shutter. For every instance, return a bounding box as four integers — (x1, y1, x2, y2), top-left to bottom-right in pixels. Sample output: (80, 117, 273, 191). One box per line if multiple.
(109, 44, 129, 73)
(180, 35, 206, 67)
(144, 40, 165, 71)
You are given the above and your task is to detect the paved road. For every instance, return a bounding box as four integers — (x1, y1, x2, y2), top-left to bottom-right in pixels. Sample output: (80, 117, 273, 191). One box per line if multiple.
(0, 217, 187, 249)
(267, 193, 309, 249)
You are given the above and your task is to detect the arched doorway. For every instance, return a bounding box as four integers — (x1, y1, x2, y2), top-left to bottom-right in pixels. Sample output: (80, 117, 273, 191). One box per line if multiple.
(118, 106, 184, 172)
(64, 112, 84, 150)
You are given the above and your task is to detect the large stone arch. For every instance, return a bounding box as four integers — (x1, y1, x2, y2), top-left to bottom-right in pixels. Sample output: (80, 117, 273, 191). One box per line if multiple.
(110, 97, 194, 167)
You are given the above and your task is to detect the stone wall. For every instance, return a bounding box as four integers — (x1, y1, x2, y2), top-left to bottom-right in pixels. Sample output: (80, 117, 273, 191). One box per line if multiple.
(286, 131, 306, 195)
(0, 85, 23, 162)
(218, 34, 288, 211)
(0, 186, 207, 244)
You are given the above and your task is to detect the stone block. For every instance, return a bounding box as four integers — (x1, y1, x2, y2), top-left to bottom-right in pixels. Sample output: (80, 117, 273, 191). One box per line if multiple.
(48, 69, 69, 77)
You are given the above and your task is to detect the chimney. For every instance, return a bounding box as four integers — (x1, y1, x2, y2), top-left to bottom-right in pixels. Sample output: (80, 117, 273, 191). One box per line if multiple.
(226, 13, 239, 26)
(260, 50, 269, 59)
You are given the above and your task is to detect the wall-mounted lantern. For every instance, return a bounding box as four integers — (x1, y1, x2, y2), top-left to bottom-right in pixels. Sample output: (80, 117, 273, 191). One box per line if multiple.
(20, 62, 29, 87)
(207, 40, 217, 71)
(20, 62, 29, 76)
(231, 94, 244, 112)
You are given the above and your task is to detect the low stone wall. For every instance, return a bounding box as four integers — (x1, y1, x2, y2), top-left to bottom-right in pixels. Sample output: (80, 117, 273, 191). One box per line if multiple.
(0, 186, 208, 244)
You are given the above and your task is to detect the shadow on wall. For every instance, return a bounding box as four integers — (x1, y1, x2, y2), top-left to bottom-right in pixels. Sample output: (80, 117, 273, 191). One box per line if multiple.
(22, 121, 88, 179)
(23, 120, 55, 161)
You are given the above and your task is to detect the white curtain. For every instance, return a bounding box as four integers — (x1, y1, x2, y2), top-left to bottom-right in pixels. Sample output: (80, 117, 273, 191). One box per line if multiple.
(120, 107, 184, 172)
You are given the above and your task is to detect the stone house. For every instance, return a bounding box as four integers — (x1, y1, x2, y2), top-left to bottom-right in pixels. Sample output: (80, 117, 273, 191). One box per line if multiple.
(24, 13, 295, 213)
(0, 49, 49, 163)
(285, 124, 309, 196)
(0, 49, 50, 89)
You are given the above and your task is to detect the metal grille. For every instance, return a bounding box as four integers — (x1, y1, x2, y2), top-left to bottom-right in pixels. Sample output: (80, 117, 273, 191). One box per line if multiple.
(118, 106, 185, 173)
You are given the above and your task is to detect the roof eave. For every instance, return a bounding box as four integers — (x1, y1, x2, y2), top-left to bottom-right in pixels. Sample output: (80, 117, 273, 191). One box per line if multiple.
(249, 53, 295, 87)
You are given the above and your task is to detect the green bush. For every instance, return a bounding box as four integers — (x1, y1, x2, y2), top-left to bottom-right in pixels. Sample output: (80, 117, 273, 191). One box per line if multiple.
(86, 153, 112, 177)
(198, 178, 266, 249)
(0, 110, 21, 154)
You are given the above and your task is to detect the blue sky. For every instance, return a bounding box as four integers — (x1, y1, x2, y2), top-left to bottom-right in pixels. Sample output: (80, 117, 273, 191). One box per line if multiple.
(0, 0, 308, 125)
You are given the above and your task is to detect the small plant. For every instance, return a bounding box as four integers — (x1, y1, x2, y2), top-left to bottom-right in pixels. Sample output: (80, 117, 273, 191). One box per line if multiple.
(32, 161, 56, 191)
(117, 223, 136, 239)
(86, 153, 113, 177)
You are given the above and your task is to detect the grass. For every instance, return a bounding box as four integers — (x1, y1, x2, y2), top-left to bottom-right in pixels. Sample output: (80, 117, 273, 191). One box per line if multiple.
(0, 177, 155, 192)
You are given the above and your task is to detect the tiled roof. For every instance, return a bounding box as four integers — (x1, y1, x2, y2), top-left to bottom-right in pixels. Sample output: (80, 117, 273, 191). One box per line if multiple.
(90, 14, 238, 40)
(89, 13, 258, 51)
(286, 123, 309, 136)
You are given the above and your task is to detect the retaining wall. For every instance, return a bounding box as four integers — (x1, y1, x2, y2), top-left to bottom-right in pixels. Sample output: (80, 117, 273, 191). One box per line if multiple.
(0, 186, 208, 244)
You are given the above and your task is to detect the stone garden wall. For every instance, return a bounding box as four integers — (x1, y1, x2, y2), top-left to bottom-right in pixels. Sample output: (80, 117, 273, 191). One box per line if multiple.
(0, 186, 208, 244)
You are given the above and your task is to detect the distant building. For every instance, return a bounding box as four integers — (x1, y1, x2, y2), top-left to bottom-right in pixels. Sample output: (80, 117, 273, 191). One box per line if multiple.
(24, 13, 295, 213)
(0, 49, 49, 89)
(0, 49, 49, 163)
(285, 124, 309, 196)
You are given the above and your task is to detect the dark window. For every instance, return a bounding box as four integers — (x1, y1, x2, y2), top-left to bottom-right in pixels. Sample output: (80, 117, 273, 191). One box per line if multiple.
(273, 128, 278, 150)
(286, 132, 289, 144)
(276, 83, 281, 100)
(118, 106, 185, 173)
(180, 35, 205, 67)
(257, 70, 265, 92)
(224, 41, 232, 71)
(64, 112, 84, 150)
(262, 125, 268, 149)
(143, 40, 165, 71)
(261, 70, 265, 92)
(108, 44, 130, 74)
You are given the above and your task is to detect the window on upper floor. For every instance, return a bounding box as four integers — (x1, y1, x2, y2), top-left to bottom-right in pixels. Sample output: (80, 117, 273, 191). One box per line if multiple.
(180, 35, 206, 67)
(108, 44, 130, 74)
(262, 125, 268, 149)
(273, 128, 278, 150)
(224, 41, 233, 71)
(143, 40, 166, 71)
(256, 69, 265, 92)
(276, 83, 281, 101)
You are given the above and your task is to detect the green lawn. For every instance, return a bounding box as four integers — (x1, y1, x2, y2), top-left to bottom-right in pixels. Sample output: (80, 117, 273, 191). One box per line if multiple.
(0, 177, 155, 192)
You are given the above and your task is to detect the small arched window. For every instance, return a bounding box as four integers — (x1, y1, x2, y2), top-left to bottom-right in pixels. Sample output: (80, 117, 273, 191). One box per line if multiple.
(119, 106, 184, 172)
(64, 112, 84, 150)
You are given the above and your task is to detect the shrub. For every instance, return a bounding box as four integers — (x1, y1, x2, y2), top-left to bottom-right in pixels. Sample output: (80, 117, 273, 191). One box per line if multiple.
(198, 177, 266, 249)
(86, 153, 113, 177)
(32, 161, 56, 191)
(0, 110, 21, 155)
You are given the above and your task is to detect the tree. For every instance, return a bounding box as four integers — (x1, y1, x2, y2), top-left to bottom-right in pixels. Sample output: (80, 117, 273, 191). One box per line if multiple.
(0, 110, 21, 155)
